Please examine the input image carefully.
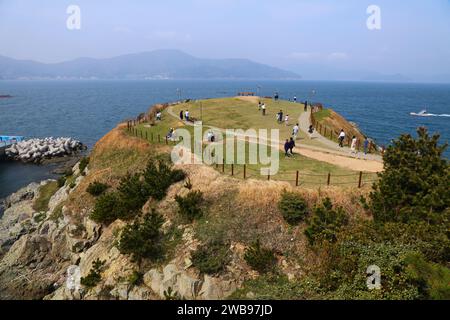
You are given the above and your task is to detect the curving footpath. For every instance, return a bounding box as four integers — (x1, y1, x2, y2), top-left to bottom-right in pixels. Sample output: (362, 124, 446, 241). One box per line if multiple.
(166, 105, 384, 173)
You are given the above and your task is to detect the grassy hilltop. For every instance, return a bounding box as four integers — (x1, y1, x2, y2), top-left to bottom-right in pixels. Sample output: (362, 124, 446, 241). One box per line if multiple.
(133, 97, 379, 186)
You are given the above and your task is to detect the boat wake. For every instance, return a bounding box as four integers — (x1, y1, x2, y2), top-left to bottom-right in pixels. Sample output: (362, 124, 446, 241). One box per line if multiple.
(410, 110, 450, 117)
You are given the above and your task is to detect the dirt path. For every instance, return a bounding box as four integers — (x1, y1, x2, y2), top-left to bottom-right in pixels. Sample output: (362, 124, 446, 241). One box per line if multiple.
(167, 105, 384, 173)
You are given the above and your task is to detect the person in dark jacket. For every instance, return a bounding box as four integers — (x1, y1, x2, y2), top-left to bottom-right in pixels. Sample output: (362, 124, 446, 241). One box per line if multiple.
(289, 137, 296, 154)
(284, 139, 291, 157)
(179, 110, 184, 120)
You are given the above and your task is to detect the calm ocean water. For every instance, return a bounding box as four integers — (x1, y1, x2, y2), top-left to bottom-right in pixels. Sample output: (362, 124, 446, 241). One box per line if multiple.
(0, 80, 449, 199)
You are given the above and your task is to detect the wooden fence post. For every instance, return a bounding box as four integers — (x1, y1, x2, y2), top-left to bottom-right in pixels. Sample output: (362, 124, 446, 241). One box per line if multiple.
(296, 171, 299, 186)
(358, 171, 363, 188)
(158, 134, 161, 143)
(327, 173, 331, 186)
(267, 170, 271, 181)
(222, 159, 225, 173)
(243, 164, 246, 179)
(231, 164, 234, 176)
(165, 136, 168, 145)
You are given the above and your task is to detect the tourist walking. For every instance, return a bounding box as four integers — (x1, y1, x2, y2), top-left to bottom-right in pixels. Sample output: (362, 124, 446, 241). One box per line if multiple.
(363, 137, 369, 155)
(294, 96, 297, 103)
(156, 111, 162, 121)
(179, 110, 184, 120)
(304, 101, 308, 112)
(261, 103, 266, 116)
(279, 110, 284, 123)
(292, 123, 299, 140)
(185, 110, 190, 122)
(274, 92, 279, 101)
(308, 125, 314, 138)
(338, 129, 346, 147)
(285, 115, 289, 126)
(284, 139, 291, 157)
(350, 136, 358, 155)
(289, 137, 296, 154)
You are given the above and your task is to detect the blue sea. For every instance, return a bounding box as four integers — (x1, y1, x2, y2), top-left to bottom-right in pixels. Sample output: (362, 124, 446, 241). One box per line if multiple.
(0, 80, 449, 199)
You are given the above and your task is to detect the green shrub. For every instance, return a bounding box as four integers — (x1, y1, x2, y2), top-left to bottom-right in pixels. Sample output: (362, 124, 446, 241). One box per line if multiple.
(229, 274, 319, 300)
(244, 239, 277, 274)
(33, 181, 59, 212)
(128, 271, 144, 287)
(79, 157, 90, 174)
(118, 210, 165, 263)
(86, 181, 109, 196)
(81, 259, 105, 289)
(69, 182, 76, 189)
(143, 159, 186, 201)
(278, 191, 310, 225)
(118, 173, 148, 212)
(405, 253, 450, 300)
(304, 198, 348, 245)
(175, 190, 204, 222)
(90, 192, 126, 224)
(192, 241, 231, 275)
(370, 127, 449, 224)
(57, 176, 67, 188)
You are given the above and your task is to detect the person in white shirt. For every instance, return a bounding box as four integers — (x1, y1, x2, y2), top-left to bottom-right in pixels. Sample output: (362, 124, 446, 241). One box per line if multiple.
(338, 129, 346, 147)
(261, 104, 266, 116)
(207, 131, 213, 142)
(156, 111, 162, 121)
(350, 136, 358, 155)
(285, 115, 289, 126)
(292, 123, 299, 140)
(185, 110, 190, 122)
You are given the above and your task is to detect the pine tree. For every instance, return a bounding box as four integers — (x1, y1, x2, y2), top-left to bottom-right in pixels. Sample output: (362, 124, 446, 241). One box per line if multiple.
(370, 127, 449, 223)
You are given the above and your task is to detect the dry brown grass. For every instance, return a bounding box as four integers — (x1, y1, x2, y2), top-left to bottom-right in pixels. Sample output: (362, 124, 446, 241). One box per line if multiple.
(65, 124, 171, 219)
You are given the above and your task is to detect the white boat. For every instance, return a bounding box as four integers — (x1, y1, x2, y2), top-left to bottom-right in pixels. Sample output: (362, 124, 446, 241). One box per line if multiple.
(410, 110, 433, 117)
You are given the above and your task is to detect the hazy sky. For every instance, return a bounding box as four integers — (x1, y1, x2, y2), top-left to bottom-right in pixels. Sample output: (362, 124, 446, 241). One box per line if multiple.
(1, 0, 450, 80)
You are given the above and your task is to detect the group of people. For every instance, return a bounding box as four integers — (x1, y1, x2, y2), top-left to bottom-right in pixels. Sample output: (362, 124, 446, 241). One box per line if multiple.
(276, 110, 290, 126)
(337, 129, 371, 155)
(284, 137, 296, 157)
(206, 130, 216, 142)
(258, 101, 267, 115)
(283, 123, 301, 157)
(179, 110, 190, 122)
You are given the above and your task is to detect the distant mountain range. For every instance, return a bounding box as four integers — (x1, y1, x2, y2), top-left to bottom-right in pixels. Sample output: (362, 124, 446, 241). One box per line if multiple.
(0, 50, 301, 80)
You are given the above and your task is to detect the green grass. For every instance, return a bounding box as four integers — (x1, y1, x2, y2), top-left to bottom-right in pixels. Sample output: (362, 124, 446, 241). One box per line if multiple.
(313, 109, 331, 122)
(129, 98, 378, 187)
(33, 181, 59, 212)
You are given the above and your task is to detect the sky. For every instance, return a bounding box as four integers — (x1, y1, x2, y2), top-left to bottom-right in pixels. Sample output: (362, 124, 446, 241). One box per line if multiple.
(1, 0, 450, 80)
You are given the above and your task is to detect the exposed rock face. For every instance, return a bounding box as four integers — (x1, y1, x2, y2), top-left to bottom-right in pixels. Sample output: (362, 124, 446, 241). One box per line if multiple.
(0, 160, 88, 300)
(0, 181, 72, 299)
(0, 146, 247, 301)
(143, 264, 237, 300)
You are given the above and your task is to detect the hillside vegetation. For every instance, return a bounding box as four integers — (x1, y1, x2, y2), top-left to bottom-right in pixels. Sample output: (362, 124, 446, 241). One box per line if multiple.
(58, 114, 448, 300)
(1, 99, 447, 301)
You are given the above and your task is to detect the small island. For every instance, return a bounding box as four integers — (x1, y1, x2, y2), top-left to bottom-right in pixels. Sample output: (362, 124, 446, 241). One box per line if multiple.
(0, 96, 448, 301)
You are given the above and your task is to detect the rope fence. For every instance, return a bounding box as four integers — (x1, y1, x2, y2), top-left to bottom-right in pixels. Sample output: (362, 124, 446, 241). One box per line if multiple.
(126, 121, 380, 188)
